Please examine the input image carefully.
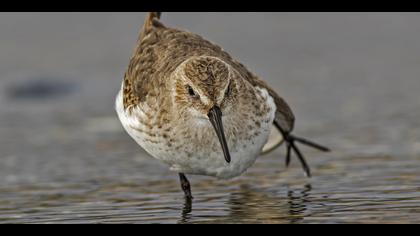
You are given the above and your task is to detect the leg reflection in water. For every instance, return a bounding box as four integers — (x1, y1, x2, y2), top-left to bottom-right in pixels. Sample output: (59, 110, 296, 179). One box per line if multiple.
(287, 184, 312, 224)
(177, 183, 313, 223)
(178, 197, 192, 224)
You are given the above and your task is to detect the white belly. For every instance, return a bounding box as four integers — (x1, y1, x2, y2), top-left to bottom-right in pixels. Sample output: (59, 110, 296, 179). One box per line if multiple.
(115, 85, 276, 179)
(166, 128, 272, 179)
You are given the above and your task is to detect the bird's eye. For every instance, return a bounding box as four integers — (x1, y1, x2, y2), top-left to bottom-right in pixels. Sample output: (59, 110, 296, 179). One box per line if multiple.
(186, 85, 198, 98)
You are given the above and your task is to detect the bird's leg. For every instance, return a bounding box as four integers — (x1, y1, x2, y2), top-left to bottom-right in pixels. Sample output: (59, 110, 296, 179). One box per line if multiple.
(274, 121, 330, 177)
(179, 173, 193, 200)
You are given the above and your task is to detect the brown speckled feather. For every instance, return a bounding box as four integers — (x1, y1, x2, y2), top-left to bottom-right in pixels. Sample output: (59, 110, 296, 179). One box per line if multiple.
(123, 12, 295, 133)
(117, 12, 330, 186)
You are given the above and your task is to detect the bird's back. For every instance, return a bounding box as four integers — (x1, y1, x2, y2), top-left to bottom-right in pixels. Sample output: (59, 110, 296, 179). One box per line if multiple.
(124, 16, 222, 107)
(124, 13, 295, 133)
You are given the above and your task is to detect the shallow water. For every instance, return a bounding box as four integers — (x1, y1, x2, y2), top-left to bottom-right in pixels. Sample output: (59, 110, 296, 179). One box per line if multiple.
(1, 13, 420, 223)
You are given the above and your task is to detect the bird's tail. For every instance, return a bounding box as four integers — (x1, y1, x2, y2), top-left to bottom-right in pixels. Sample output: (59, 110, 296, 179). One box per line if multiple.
(139, 12, 164, 42)
(146, 12, 161, 26)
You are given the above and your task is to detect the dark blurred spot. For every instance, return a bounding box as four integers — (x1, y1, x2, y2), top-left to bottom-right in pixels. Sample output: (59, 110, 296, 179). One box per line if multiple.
(6, 78, 78, 100)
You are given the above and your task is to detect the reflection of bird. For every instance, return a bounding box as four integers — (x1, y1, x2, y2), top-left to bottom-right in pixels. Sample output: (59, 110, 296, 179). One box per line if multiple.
(178, 184, 313, 223)
(115, 12, 329, 199)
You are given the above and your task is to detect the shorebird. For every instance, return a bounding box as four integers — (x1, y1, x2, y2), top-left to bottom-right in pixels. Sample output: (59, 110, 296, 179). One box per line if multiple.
(116, 12, 329, 199)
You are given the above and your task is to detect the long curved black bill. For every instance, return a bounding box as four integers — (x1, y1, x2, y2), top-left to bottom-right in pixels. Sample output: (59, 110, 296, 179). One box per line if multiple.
(208, 106, 231, 163)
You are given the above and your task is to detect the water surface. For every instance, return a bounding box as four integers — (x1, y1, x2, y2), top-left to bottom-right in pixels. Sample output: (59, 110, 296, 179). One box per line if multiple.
(1, 13, 420, 223)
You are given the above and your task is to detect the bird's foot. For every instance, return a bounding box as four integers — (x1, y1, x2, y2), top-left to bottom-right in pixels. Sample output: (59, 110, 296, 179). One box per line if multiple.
(274, 122, 330, 177)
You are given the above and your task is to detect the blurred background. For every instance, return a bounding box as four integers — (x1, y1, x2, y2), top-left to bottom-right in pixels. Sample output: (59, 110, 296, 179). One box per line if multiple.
(0, 13, 420, 223)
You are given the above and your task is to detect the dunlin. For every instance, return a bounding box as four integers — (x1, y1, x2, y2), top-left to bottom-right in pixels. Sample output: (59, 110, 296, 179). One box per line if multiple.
(116, 12, 329, 199)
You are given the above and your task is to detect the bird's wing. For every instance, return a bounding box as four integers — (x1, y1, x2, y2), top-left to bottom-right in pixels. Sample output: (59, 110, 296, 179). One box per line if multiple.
(124, 12, 295, 137)
(228, 61, 295, 134)
(138, 12, 163, 43)
(230, 62, 331, 174)
(225, 61, 295, 154)
(122, 12, 167, 110)
(123, 12, 228, 110)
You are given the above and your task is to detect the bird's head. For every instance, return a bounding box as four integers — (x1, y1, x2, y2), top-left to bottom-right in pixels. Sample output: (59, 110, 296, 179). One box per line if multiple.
(172, 56, 238, 163)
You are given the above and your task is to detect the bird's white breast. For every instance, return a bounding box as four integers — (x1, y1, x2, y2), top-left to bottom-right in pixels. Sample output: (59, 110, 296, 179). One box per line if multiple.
(115, 84, 276, 179)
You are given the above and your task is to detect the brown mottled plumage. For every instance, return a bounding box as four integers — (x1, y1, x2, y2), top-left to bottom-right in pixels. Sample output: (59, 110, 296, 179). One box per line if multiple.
(116, 13, 329, 200)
